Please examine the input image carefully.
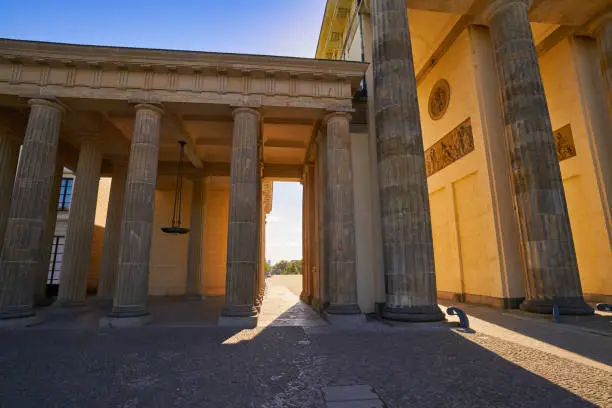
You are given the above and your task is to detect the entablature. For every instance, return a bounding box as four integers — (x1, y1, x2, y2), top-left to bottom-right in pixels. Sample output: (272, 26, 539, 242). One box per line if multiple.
(0, 38, 368, 111)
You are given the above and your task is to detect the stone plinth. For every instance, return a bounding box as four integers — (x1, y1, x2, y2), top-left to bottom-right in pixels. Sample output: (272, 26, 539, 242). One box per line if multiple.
(371, 0, 443, 321)
(106, 104, 163, 326)
(484, 0, 592, 315)
(56, 138, 102, 307)
(0, 99, 64, 326)
(185, 178, 205, 299)
(97, 161, 128, 299)
(323, 112, 360, 315)
(221, 107, 260, 321)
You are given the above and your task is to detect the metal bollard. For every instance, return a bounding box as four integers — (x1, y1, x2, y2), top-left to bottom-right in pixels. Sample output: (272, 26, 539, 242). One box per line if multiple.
(596, 303, 612, 312)
(447, 307, 469, 330)
(552, 304, 561, 323)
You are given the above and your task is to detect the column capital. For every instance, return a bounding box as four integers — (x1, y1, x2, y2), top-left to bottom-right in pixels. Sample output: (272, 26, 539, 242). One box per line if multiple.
(481, 0, 533, 24)
(134, 103, 164, 116)
(232, 106, 261, 121)
(323, 111, 351, 125)
(28, 98, 66, 114)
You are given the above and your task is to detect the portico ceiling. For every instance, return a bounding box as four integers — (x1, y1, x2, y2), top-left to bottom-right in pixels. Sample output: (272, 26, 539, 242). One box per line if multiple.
(0, 39, 367, 179)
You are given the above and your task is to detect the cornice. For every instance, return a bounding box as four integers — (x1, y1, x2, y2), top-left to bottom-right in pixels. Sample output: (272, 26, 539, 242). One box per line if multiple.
(0, 38, 367, 81)
(315, 0, 355, 60)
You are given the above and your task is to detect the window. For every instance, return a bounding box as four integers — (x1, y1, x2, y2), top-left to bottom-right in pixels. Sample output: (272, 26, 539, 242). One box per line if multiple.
(47, 236, 65, 286)
(58, 178, 73, 210)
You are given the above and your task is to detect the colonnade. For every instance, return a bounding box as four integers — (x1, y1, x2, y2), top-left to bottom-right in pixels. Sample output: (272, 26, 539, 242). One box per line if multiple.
(0, 101, 213, 327)
(1, 0, 609, 327)
(0, 94, 353, 328)
(300, 0, 603, 321)
(363, 0, 601, 317)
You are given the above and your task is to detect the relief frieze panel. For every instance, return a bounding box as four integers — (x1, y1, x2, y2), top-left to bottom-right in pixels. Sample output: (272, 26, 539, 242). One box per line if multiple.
(553, 124, 576, 162)
(425, 118, 474, 177)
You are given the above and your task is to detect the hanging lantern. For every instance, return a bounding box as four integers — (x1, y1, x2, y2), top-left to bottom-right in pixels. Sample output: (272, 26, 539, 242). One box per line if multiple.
(161, 140, 190, 234)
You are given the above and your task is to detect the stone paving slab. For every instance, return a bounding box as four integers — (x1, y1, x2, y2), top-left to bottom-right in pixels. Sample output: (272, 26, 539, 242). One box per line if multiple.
(323, 385, 379, 401)
(327, 400, 385, 408)
(322, 384, 388, 408)
(0, 277, 610, 407)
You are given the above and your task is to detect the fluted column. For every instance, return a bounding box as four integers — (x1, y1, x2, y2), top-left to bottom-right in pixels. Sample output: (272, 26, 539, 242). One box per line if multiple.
(33, 163, 63, 305)
(185, 177, 205, 299)
(324, 112, 360, 315)
(300, 165, 313, 304)
(483, 0, 592, 314)
(220, 107, 260, 324)
(103, 104, 163, 327)
(306, 164, 317, 305)
(254, 163, 263, 308)
(0, 133, 20, 248)
(97, 160, 128, 299)
(0, 99, 63, 326)
(594, 13, 612, 114)
(371, 0, 443, 321)
(255, 171, 265, 307)
(259, 210, 266, 302)
(56, 138, 102, 307)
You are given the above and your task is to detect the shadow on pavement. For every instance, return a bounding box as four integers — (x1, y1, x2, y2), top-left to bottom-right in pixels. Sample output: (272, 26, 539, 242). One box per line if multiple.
(439, 301, 612, 366)
(0, 284, 607, 407)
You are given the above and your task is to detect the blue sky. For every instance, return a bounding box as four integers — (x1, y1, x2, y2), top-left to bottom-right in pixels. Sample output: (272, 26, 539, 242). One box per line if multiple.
(1, 0, 326, 263)
(0, 0, 326, 57)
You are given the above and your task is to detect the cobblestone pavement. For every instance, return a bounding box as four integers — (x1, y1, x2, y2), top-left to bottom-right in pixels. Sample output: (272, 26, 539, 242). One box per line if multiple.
(0, 276, 610, 408)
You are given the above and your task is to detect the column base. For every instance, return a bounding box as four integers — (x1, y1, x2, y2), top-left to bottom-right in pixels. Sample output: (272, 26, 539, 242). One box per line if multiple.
(89, 297, 113, 307)
(99, 313, 152, 328)
(520, 298, 594, 315)
(217, 314, 258, 328)
(0, 312, 43, 328)
(53, 299, 89, 310)
(300, 292, 312, 305)
(33, 294, 55, 307)
(382, 304, 445, 322)
(221, 305, 258, 317)
(184, 294, 204, 301)
(326, 304, 361, 315)
(324, 311, 366, 328)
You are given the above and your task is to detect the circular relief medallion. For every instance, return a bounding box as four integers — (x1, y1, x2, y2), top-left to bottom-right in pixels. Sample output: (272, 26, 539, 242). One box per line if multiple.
(428, 79, 451, 121)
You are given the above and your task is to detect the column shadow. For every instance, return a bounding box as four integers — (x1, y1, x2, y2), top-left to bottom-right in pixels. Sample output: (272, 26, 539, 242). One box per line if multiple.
(439, 301, 612, 366)
(214, 300, 604, 408)
(2, 298, 606, 407)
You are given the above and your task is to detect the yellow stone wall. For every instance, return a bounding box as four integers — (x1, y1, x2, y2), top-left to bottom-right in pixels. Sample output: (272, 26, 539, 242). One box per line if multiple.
(84, 175, 233, 298)
(418, 30, 510, 305)
(202, 176, 230, 296)
(148, 184, 192, 296)
(86, 177, 111, 293)
(540, 38, 612, 300)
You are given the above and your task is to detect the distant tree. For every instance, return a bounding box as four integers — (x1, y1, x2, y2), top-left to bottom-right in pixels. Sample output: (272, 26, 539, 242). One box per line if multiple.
(271, 259, 303, 275)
